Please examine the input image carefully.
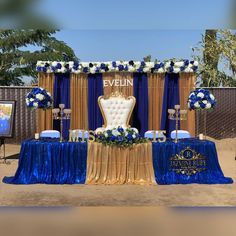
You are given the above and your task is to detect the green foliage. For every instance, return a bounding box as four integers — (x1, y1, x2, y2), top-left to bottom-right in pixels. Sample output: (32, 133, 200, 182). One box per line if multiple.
(192, 30, 236, 87)
(0, 29, 78, 85)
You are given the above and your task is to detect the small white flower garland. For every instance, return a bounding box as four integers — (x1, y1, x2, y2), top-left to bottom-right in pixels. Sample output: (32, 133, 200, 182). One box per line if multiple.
(36, 60, 198, 74)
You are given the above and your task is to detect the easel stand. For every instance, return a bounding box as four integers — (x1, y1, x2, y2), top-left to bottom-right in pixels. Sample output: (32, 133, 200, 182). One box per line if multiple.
(0, 138, 10, 164)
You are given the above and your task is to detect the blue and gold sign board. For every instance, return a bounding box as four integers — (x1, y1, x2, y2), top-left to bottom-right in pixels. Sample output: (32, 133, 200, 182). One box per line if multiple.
(170, 147, 207, 176)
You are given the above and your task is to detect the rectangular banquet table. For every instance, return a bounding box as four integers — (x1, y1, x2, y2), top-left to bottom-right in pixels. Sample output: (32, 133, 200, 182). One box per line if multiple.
(3, 138, 233, 185)
(152, 138, 233, 184)
(3, 139, 87, 184)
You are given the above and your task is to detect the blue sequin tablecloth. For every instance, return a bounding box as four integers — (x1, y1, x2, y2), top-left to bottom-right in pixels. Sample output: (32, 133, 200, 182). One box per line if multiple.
(3, 138, 233, 185)
(152, 138, 233, 184)
(3, 139, 87, 184)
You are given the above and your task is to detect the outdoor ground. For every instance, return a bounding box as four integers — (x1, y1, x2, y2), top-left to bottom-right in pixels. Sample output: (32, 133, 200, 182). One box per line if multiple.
(0, 138, 235, 206)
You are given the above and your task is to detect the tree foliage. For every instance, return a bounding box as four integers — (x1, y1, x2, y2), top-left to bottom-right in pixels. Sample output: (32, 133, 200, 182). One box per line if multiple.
(0, 29, 78, 85)
(193, 30, 236, 87)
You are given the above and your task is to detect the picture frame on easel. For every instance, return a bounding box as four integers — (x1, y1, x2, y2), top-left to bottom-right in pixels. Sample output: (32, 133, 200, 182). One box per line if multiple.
(0, 100, 16, 164)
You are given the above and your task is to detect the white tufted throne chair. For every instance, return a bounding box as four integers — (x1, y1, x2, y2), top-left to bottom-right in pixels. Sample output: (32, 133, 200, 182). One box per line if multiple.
(95, 92, 138, 134)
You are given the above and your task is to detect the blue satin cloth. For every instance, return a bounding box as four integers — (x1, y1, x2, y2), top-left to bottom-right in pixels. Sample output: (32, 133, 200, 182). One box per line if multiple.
(152, 138, 233, 184)
(3, 139, 87, 184)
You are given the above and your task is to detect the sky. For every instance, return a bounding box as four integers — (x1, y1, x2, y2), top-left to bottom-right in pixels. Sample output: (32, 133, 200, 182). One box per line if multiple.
(35, 0, 232, 61)
(18, 0, 232, 66)
(54, 29, 204, 61)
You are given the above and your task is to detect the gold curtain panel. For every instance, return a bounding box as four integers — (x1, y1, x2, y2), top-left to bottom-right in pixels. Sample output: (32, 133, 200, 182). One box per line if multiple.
(86, 142, 156, 185)
(37, 73, 54, 133)
(70, 73, 88, 130)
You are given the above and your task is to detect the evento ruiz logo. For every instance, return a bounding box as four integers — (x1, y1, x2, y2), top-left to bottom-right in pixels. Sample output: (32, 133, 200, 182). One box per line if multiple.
(170, 147, 207, 176)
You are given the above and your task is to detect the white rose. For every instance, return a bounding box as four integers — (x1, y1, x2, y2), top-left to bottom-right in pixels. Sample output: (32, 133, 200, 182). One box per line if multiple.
(164, 61, 171, 68)
(52, 61, 58, 67)
(82, 62, 89, 67)
(134, 62, 141, 67)
(104, 132, 108, 137)
(173, 67, 180, 73)
(158, 68, 165, 73)
(89, 67, 96, 74)
(202, 100, 208, 104)
(143, 67, 149, 72)
(29, 98, 34, 102)
(128, 67, 135, 72)
(174, 61, 184, 67)
(194, 102, 200, 108)
(61, 67, 67, 73)
(197, 92, 204, 98)
(184, 67, 191, 72)
(37, 61, 42, 66)
(47, 102, 51, 107)
(112, 130, 120, 136)
(210, 94, 215, 100)
(146, 62, 154, 68)
(187, 102, 191, 108)
(132, 134, 136, 139)
(193, 61, 199, 67)
(205, 103, 212, 109)
(36, 94, 44, 101)
(69, 61, 74, 68)
(124, 130, 128, 136)
(33, 102, 38, 108)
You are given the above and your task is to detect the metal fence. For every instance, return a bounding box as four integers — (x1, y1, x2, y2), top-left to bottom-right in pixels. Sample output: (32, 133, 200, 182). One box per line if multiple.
(0, 86, 37, 144)
(0, 86, 235, 143)
(196, 87, 236, 139)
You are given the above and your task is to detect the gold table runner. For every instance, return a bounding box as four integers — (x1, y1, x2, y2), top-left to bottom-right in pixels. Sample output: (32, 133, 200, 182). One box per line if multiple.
(86, 142, 156, 185)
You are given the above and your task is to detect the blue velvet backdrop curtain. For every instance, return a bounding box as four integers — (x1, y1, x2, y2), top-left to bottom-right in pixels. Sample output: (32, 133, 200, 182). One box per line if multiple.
(133, 73, 149, 136)
(161, 73, 180, 137)
(53, 73, 71, 140)
(88, 73, 104, 130)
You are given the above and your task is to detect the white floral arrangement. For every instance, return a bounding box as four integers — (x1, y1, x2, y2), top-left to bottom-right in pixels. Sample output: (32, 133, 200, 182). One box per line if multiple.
(26, 87, 53, 110)
(36, 60, 198, 74)
(96, 127, 148, 147)
(188, 89, 216, 110)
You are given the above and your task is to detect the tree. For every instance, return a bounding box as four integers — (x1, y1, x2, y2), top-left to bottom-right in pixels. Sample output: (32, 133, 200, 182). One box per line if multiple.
(0, 29, 78, 85)
(193, 30, 236, 87)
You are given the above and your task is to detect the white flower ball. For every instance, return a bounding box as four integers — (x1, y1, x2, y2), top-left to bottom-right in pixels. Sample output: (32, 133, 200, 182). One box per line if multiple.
(197, 92, 204, 98)
(194, 102, 200, 108)
(205, 103, 212, 109)
(36, 94, 45, 101)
